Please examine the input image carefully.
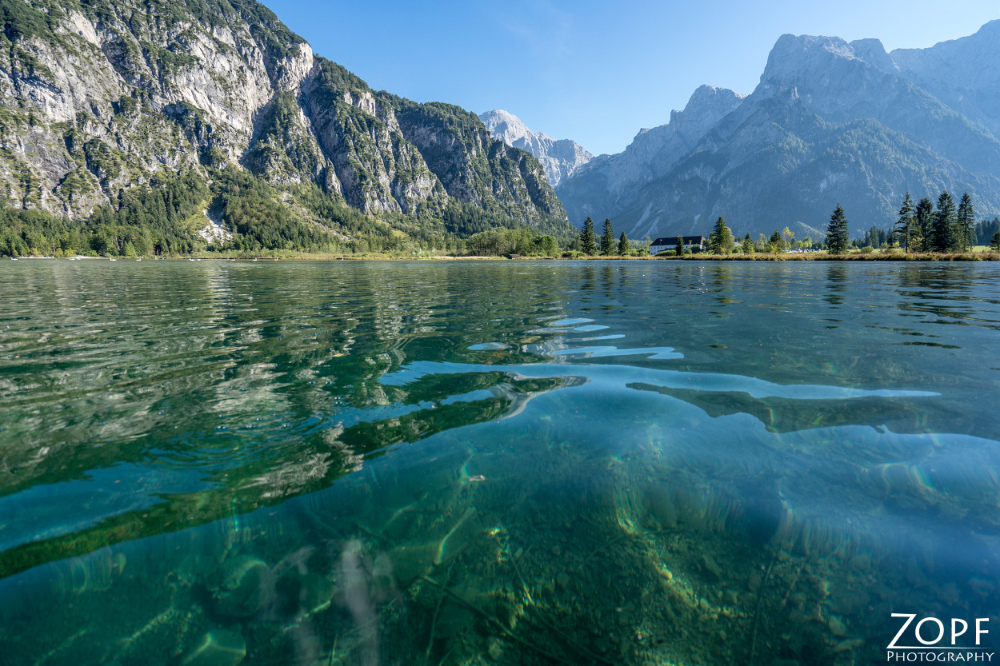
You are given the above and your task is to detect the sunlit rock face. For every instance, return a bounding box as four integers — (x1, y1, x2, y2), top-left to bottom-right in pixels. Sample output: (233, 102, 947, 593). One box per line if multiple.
(478, 109, 593, 188)
(891, 20, 1000, 140)
(0, 0, 568, 230)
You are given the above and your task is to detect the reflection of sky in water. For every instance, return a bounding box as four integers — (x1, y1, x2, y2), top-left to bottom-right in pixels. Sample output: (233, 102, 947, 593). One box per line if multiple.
(552, 346, 683, 359)
(467, 342, 510, 351)
(439, 389, 497, 405)
(380, 359, 937, 400)
(0, 464, 208, 551)
(548, 318, 593, 326)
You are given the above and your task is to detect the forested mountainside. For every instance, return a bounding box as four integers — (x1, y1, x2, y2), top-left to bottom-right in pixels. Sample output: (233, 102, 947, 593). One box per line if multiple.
(555, 24, 1000, 240)
(0, 0, 572, 256)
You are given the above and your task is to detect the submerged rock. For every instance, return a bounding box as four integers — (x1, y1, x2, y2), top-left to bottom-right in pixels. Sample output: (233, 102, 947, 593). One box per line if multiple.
(213, 555, 274, 618)
(300, 572, 336, 615)
(701, 554, 724, 582)
(387, 540, 439, 588)
(486, 635, 503, 660)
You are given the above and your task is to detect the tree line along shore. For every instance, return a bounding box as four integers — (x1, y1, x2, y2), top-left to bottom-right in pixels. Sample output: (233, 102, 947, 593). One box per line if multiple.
(2, 172, 998, 260)
(567, 190, 1000, 261)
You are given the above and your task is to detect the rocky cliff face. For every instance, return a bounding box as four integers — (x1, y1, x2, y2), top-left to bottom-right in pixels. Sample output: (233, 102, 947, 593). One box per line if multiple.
(0, 0, 568, 230)
(478, 109, 592, 188)
(891, 20, 1000, 141)
(0, 0, 313, 216)
(754, 34, 1000, 174)
(556, 24, 1000, 238)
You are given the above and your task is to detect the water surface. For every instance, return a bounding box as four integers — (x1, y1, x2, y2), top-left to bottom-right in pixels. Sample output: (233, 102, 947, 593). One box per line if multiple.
(1, 260, 999, 665)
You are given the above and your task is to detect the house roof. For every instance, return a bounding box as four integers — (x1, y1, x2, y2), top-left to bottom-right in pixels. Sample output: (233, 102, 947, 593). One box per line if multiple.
(651, 236, 706, 245)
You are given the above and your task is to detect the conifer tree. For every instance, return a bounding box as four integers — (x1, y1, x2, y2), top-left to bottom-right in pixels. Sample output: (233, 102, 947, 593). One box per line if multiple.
(709, 216, 734, 254)
(826, 204, 849, 254)
(769, 230, 784, 253)
(617, 231, 630, 256)
(741, 232, 754, 255)
(895, 193, 915, 251)
(957, 192, 975, 251)
(675, 235, 684, 256)
(600, 218, 615, 255)
(580, 217, 597, 255)
(932, 191, 957, 252)
(991, 230, 1000, 253)
(914, 197, 934, 252)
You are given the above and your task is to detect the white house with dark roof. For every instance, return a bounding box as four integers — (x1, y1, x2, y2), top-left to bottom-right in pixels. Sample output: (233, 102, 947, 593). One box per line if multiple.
(650, 236, 707, 255)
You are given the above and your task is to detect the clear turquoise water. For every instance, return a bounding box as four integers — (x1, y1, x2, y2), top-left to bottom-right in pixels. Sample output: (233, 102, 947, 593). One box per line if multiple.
(1, 259, 999, 665)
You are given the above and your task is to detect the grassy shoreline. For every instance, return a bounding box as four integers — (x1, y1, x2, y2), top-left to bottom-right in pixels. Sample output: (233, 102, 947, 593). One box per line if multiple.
(673, 251, 1000, 261)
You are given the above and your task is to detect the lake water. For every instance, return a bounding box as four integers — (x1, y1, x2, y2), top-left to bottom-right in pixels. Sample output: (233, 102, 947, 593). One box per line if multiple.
(1, 259, 999, 666)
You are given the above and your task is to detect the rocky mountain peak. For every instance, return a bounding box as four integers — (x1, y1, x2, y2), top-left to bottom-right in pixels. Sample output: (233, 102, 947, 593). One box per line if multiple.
(479, 109, 554, 155)
(478, 109, 592, 187)
(762, 34, 865, 87)
(554, 83, 746, 230)
(683, 85, 747, 111)
(665, 85, 746, 140)
(848, 38, 895, 72)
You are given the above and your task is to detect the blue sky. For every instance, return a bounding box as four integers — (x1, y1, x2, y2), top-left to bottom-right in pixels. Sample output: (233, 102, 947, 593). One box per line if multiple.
(265, 0, 998, 156)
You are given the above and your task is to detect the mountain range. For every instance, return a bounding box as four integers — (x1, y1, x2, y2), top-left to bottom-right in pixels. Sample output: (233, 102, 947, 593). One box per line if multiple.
(0, 0, 572, 250)
(483, 22, 1000, 240)
(7, 0, 1000, 249)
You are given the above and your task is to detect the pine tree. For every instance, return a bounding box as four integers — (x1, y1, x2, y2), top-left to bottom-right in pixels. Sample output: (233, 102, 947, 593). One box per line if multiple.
(991, 230, 1000, 253)
(957, 192, 975, 251)
(826, 204, 849, 254)
(741, 232, 754, 255)
(675, 235, 684, 256)
(600, 218, 615, 255)
(617, 231, 630, 256)
(914, 197, 934, 252)
(769, 230, 784, 253)
(932, 191, 957, 252)
(709, 216, 734, 254)
(895, 193, 915, 251)
(580, 217, 597, 255)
